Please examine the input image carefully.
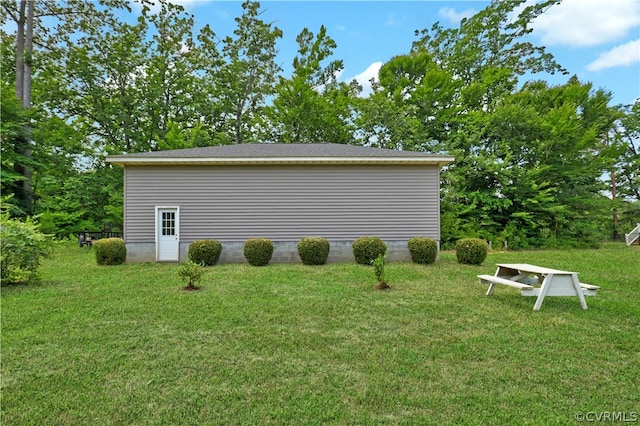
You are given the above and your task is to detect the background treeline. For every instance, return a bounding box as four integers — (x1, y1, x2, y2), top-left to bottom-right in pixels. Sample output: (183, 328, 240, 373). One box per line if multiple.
(2, 0, 638, 249)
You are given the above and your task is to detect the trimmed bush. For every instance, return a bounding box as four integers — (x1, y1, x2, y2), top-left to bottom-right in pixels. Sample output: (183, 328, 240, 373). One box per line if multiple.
(243, 238, 274, 266)
(352, 237, 387, 265)
(0, 212, 52, 284)
(94, 238, 127, 265)
(188, 240, 222, 266)
(297, 237, 330, 265)
(408, 237, 438, 264)
(455, 238, 488, 265)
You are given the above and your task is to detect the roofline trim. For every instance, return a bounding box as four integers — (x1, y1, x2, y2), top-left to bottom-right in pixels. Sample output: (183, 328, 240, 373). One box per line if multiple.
(106, 156, 455, 167)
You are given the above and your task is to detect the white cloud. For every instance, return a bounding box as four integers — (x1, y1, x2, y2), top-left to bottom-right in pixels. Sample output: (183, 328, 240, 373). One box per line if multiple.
(385, 13, 403, 27)
(352, 62, 383, 97)
(438, 7, 477, 25)
(586, 39, 640, 71)
(532, 0, 640, 47)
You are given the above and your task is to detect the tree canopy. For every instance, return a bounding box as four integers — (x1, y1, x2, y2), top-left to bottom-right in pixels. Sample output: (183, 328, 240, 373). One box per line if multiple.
(1, 0, 637, 246)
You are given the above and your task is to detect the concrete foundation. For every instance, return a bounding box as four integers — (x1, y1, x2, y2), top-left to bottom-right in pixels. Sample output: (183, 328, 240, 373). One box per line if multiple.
(125, 239, 430, 264)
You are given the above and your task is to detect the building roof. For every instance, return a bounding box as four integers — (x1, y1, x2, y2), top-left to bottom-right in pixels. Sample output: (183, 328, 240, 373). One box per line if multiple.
(106, 143, 454, 167)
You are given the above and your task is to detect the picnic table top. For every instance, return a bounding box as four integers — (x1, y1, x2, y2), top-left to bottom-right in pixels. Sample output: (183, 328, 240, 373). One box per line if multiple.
(496, 263, 577, 275)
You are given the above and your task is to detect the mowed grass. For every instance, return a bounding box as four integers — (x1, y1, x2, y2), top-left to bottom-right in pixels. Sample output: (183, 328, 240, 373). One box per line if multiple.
(1, 243, 639, 425)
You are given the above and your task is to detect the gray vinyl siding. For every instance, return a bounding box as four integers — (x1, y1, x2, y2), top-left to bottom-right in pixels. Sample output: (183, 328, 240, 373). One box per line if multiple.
(124, 165, 441, 243)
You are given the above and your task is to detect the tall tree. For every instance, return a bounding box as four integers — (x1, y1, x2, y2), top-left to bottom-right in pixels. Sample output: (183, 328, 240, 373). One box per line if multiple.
(143, 2, 205, 147)
(1, 0, 129, 213)
(268, 25, 359, 144)
(194, 24, 227, 145)
(55, 16, 151, 154)
(357, 0, 621, 248)
(443, 79, 617, 248)
(413, 0, 566, 90)
(215, 0, 283, 144)
(607, 100, 640, 233)
(356, 51, 458, 151)
(45, 0, 206, 155)
(3, 0, 35, 213)
(613, 101, 640, 202)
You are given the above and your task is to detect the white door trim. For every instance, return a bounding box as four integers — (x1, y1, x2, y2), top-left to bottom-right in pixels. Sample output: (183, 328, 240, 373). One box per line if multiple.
(155, 206, 180, 262)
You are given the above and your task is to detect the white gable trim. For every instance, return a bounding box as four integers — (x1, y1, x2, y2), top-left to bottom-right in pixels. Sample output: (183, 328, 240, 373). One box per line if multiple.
(108, 156, 454, 167)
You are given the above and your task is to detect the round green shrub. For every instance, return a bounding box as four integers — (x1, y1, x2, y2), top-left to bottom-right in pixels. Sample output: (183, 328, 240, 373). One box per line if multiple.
(408, 237, 438, 264)
(1, 212, 52, 284)
(297, 237, 330, 265)
(243, 238, 274, 266)
(455, 238, 488, 265)
(188, 240, 222, 266)
(352, 237, 387, 265)
(94, 238, 127, 265)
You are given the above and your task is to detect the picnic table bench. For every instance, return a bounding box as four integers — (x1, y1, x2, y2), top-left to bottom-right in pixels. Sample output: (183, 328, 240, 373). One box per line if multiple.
(478, 263, 599, 311)
(78, 230, 122, 248)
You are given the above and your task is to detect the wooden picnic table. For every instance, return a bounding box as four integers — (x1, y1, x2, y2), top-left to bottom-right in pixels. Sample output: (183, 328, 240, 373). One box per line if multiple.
(478, 263, 599, 311)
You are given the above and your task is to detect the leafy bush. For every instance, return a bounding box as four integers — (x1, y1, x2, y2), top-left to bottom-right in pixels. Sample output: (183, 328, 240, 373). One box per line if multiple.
(243, 238, 274, 266)
(497, 221, 530, 250)
(297, 237, 330, 265)
(0, 212, 52, 284)
(94, 238, 127, 265)
(352, 237, 387, 265)
(372, 252, 390, 289)
(188, 240, 222, 266)
(178, 260, 205, 289)
(455, 238, 488, 265)
(408, 237, 438, 264)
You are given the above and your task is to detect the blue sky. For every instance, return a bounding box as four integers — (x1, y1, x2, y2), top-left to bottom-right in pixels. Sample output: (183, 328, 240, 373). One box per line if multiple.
(165, 0, 640, 107)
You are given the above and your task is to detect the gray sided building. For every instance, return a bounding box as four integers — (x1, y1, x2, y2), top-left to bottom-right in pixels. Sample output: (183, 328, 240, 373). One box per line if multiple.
(106, 143, 454, 263)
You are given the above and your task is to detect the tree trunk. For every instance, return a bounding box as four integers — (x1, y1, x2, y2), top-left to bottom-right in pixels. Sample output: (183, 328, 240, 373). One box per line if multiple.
(611, 168, 618, 241)
(15, 1, 25, 101)
(13, 0, 34, 214)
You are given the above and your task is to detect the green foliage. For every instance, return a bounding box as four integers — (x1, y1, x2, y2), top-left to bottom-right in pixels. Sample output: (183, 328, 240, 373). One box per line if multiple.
(371, 252, 387, 284)
(188, 240, 223, 266)
(267, 25, 358, 144)
(157, 122, 213, 151)
(455, 238, 488, 265)
(498, 221, 530, 250)
(3, 0, 635, 257)
(177, 260, 205, 289)
(408, 237, 438, 264)
(352, 237, 387, 265)
(93, 238, 126, 265)
(440, 78, 618, 249)
(33, 165, 123, 238)
(0, 85, 32, 216)
(0, 210, 52, 284)
(212, 0, 283, 144)
(614, 100, 640, 202)
(243, 238, 274, 266)
(297, 237, 330, 265)
(356, 51, 458, 152)
(413, 0, 565, 83)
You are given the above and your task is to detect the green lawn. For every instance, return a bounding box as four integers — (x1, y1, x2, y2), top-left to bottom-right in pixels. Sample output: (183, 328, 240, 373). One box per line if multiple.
(2, 243, 639, 425)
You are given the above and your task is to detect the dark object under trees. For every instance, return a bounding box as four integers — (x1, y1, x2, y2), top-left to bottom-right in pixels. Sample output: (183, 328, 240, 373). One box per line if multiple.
(78, 228, 123, 247)
(93, 238, 126, 265)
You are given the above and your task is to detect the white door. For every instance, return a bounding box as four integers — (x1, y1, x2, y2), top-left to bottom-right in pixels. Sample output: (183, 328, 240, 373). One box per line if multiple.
(157, 207, 179, 261)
